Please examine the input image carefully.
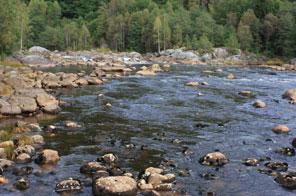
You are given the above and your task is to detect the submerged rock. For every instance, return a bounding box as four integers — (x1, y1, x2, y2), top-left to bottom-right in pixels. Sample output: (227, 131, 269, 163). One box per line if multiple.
(93, 176, 137, 196)
(199, 152, 228, 166)
(239, 91, 252, 97)
(272, 125, 290, 134)
(283, 89, 296, 103)
(55, 178, 83, 194)
(275, 147, 295, 156)
(253, 100, 266, 108)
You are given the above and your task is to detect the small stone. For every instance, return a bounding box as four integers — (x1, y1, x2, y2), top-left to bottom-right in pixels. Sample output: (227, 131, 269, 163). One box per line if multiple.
(0, 176, 8, 184)
(200, 173, 218, 180)
(276, 147, 295, 156)
(93, 176, 137, 196)
(227, 73, 236, 80)
(239, 91, 252, 97)
(16, 153, 31, 164)
(154, 183, 173, 191)
(14, 177, 30, 190)
(201, 82, 209, 86)
(253, 100, 266, 108)
(101, 153, 117, 164)
(197, 92, 204, 96)
(137, 179, 153, 191)
(31, 135, 45, 145)
(14, 145, 35, 157)
(27, 123, 42, 132)
(106, 103, 112, 107)
(272, 125, 290, 134)
(243, 158, 259, 167)
(199, 152, 228, 166)
(55, 178, 83, 193)
(65, 121, 81, 128)
(186, 81, 199, 87)
(145, 167, 164, 176)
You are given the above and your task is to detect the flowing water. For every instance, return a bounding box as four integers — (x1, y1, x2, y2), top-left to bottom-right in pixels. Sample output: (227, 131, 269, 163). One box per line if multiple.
(1, 64, 296, 196)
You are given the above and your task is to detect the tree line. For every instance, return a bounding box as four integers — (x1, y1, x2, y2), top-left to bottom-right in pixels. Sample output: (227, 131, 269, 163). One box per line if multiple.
(0, 0, 295, 58)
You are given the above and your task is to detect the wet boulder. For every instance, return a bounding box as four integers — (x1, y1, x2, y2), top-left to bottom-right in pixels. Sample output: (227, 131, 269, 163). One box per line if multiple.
(136, 70, 156, 76)
(86, 77, 103, 85)
(65, 121, 81, 128)
(80, 161, 107, 175)
(275, 172, 296, 189)
(0, 102, 22, 115)
(150, 64, 162, 72)
(137, 179, 154, 191)
(36, 93, 60, 114)
(9, 96, 38, 113)
(253, 100, 266, 108)
(15, 153, 31, 164)
(14, 145, 35, 157)
(0, 176, 8, 185)
(292, 138, 296, 148)
(283, 89, 296, 103)
(0, 159, 15, 170)
(55, 178, 83, 194)
(35, 149, 60, 164)
(272, 125, 290, 134)
(147, 173, 175, 187)
(93, 176, 137, 196)
(14, 177, 30, 190)
(199, 152, 229, 166)
(265, 162, 288, 172)
(145, 167, 164, 176)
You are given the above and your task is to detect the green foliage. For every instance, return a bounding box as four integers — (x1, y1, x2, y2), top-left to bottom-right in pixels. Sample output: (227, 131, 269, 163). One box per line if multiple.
(0, 0, 295, 58)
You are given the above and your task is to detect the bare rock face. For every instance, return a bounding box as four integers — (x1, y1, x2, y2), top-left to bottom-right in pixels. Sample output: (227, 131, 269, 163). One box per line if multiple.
(199, 152, 229, 166)
(36, 94, 60, 114)
(0, 83, 13, 97)
(272, 125, 290, 134)
(93, 176, 137, 196)
(9, 96, 38, 113)
(283, 89, 296, 103)
(35, 149, 60, 165)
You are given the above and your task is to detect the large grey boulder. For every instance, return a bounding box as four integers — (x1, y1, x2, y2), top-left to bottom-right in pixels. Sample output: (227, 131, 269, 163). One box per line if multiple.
(21, 55, 54, 67)
(213, 48, 229, 59)
(9, 96, 38, 113)
(28, 46, 50, 54)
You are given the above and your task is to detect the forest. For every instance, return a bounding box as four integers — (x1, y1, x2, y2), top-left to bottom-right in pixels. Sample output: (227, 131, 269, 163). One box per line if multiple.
(0, 0, 296, 58)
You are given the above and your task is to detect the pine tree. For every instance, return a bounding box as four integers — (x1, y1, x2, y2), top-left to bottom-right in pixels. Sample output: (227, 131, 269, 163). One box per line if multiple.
(154, 16, 162, 53)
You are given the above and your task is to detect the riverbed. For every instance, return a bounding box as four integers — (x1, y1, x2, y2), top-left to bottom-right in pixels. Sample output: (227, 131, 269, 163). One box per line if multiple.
(1, 64, 296, 195)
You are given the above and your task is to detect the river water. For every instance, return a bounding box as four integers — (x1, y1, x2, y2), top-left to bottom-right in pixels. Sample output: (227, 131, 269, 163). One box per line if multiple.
(1, 64, 296, 196)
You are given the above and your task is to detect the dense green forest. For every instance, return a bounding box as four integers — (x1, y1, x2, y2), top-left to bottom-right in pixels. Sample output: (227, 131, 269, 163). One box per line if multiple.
(0, 0, 296, 57)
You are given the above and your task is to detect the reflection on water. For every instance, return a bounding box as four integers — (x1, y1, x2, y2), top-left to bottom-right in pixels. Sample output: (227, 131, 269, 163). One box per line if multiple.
(1, 64, 296, 195)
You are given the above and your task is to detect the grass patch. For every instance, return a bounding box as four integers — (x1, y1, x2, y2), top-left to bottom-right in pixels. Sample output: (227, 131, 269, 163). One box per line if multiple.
(266, 58, 285, 66)
(0, 59, 24, 68)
